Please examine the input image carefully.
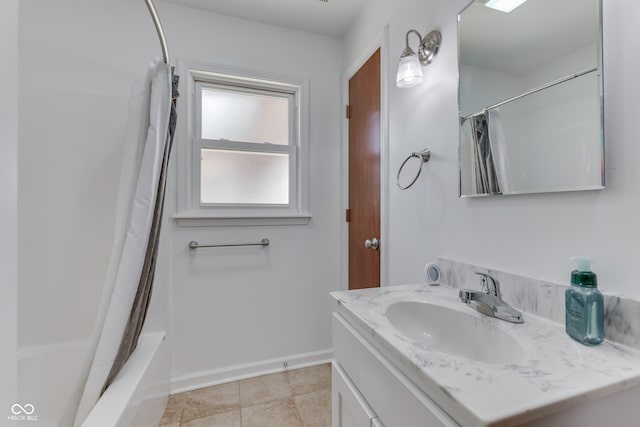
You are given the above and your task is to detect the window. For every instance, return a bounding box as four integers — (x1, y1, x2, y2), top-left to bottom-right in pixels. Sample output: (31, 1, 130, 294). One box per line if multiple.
(176, 62, 310, 226)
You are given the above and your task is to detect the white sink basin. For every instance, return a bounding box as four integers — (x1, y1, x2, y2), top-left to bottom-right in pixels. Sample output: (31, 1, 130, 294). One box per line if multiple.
(385, 301, 525, 364)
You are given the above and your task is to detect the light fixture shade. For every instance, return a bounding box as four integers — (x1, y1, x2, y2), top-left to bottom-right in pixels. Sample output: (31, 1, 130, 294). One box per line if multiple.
(396, 54, 424, 88)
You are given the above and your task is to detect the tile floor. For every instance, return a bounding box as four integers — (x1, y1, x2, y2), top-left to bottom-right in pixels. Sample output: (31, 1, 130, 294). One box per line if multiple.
(160, 363, 331, 427)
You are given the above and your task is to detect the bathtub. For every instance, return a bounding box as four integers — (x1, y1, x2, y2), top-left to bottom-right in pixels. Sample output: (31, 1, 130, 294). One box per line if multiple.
(18, 332, 169, 427)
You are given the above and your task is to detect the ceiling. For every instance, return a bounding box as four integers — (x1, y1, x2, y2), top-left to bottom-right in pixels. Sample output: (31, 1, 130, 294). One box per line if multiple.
(162, 0, 368, 37)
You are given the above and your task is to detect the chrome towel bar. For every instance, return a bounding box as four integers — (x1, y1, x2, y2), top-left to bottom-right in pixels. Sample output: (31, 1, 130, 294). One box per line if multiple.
(188, 239, 270, 249)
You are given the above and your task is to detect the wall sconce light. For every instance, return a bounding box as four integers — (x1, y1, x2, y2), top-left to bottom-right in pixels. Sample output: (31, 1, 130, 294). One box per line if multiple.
(396, 29, 442, 89)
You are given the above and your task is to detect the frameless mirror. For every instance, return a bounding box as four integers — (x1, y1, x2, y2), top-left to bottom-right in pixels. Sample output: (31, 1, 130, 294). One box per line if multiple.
(458, 0, 604, 197)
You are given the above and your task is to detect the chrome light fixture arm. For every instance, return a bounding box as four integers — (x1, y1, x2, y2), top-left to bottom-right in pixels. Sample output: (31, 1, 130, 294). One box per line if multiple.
(402, 29, 424, 59)
(419, 30, 442, 65)
(402, 29, 442, 66)
(396, 28, 442, 88)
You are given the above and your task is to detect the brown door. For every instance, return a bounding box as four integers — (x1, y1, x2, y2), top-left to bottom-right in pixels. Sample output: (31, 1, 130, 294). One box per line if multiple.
(348, 49, 381, 290)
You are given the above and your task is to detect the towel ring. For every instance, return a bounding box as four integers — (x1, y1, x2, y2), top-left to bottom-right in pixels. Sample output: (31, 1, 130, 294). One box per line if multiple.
(397, 148, 431, 190)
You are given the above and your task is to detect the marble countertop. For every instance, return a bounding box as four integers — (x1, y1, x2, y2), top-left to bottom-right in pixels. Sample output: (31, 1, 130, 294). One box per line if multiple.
(331, 284, 640, 427)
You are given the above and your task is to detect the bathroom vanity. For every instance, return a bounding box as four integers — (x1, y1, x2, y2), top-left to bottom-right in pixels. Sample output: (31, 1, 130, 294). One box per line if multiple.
(331, 268, 640, 426)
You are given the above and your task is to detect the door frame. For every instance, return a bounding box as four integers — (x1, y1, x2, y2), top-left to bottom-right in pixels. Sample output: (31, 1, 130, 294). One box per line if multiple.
(340, 25, 390, 291)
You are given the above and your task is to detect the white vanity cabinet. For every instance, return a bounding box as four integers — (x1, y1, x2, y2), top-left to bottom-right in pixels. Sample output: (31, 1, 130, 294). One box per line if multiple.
(332, 312, 458, 427)
(332, 291, 640, 427)
(332, 362, 380, 427)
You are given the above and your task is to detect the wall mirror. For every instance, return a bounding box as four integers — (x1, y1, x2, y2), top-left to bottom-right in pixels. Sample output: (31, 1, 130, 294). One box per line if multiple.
(458, 0, 604, 197)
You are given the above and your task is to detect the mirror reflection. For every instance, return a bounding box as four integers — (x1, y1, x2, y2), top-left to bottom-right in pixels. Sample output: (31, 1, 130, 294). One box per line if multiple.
(458, 0, 604, 196)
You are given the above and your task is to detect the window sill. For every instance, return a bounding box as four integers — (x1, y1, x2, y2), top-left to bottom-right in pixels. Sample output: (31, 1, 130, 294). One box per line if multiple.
(173, 213, 312, 227)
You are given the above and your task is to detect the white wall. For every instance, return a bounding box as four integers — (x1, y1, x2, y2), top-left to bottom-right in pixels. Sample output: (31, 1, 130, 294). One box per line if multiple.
(18, 0, 164, 349)
(461, 44, 602, 194)
(19, 0, 340, 397)
(515, 45, 601, 192)
(459, 64, 522, 117)
(158, 2, 342, 389)
(343, 0, 640, 299)
(1, 0, 18, 412)
(19, 0, 175, 418)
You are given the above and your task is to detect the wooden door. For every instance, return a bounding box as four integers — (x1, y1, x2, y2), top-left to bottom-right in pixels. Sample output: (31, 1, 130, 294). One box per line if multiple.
(348, 49, 381, 290)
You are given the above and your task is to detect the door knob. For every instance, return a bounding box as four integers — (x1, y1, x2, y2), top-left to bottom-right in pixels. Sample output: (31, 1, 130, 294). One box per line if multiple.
(364, 237, 379, 250)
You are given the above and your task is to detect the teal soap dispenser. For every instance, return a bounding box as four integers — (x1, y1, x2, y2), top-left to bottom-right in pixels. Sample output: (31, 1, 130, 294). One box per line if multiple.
(565, 257, 604, 345)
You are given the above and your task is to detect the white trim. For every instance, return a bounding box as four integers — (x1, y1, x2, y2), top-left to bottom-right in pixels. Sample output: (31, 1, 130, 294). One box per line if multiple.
(174, 213, 311, 227)
(170, 348, 333, 394)
(0, 0, 18, 408)
(176, 59, 310, 225)
(194, 73, 298, 211)
(341, 27, 390, 290)
(380, 25, 391, 288)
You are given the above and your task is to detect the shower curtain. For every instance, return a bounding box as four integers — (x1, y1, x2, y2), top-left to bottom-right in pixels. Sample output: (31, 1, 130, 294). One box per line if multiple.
(487, 109, 511, 194)
(62, 58, 178, 426)
(470, 113, 501, 194)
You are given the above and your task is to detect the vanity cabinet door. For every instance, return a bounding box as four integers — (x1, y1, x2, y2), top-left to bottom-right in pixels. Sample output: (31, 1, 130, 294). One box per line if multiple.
(332, 362, 378, 427)
(333, 313, 459, 427)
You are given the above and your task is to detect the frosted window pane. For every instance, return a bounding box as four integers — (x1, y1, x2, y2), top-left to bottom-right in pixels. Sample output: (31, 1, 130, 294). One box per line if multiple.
(201, 87, 289, 145)
(201, 149, 289, 205)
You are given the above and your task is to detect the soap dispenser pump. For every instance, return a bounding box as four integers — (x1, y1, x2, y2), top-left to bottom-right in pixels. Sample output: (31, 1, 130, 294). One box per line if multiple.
(565, 257, 604, 345)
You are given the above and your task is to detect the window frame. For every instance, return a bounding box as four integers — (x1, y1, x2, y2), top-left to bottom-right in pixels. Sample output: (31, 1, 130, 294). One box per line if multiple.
(175, 60, 311, 226)
(194, 81, 297, 209)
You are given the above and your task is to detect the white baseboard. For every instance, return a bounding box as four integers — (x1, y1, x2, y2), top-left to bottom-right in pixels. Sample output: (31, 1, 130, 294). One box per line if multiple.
(170, 348, 334, 394)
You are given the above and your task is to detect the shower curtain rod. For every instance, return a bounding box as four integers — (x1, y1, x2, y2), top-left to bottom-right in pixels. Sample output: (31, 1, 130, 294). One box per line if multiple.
(144, 0, 169, 64)
(462, 67, 598, 122)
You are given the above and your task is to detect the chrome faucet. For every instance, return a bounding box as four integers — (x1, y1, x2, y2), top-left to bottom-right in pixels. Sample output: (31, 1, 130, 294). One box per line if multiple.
(459, 272, 523, 323)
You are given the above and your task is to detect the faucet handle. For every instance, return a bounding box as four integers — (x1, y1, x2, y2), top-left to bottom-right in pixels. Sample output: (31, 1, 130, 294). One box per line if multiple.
(474, 272, 501, 297)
